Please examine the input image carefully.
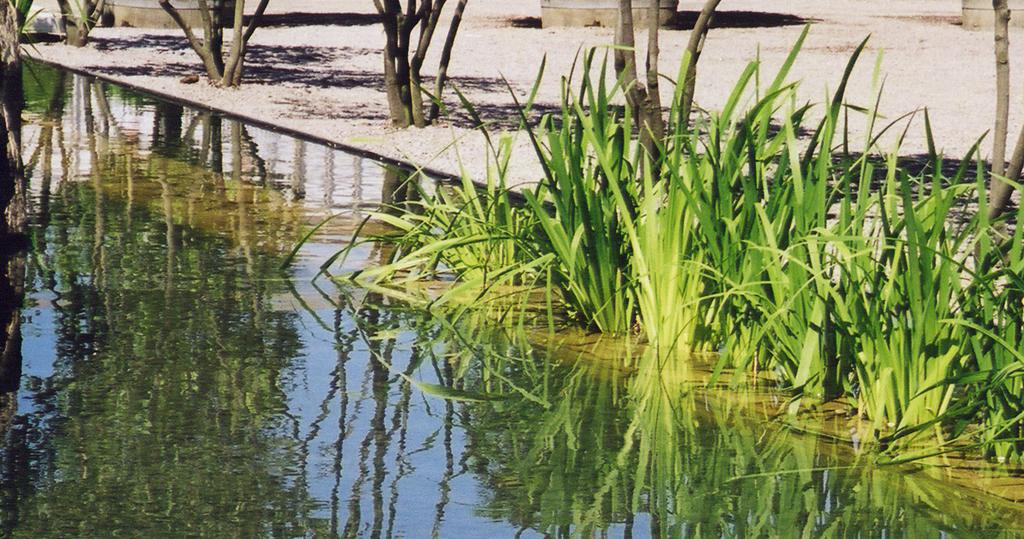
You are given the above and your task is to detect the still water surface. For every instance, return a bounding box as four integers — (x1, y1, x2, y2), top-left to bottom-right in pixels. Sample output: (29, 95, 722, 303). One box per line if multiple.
(2, 64, 1023, 537)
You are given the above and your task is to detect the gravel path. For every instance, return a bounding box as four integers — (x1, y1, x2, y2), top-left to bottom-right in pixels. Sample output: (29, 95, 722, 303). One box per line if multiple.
(26, 0, 1024, 186)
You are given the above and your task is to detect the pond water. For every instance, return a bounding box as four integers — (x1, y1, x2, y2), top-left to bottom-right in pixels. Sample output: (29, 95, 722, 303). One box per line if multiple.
(1, 63, 1023, 537)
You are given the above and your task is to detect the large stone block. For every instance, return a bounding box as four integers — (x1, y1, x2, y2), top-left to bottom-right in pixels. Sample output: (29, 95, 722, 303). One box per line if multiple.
(105, 0, 234, 29)
(963, 0, 1024, 31)
(540, 0, 679, 28)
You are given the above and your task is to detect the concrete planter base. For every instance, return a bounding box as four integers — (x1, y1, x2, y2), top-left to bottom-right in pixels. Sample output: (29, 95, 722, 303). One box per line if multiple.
(963, 0, 1024, 31)
(105, 0, 233, 29)
(540, 0, 679, 28)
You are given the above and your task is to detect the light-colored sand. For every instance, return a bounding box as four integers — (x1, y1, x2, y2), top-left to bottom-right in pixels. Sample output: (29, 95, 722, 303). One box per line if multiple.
(26, 0, 1024, 185)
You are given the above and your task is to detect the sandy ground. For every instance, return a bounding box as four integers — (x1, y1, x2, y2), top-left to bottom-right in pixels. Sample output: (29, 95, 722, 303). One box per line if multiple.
(25, 0, 1024, 186)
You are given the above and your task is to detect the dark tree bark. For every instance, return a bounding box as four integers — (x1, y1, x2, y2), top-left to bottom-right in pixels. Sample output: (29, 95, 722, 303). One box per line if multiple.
(0, 247, 24, 430)
(374, 0, 470, 128)
(158, 0, 271, 87)
(1, 0, 24, 241)
(0, 0, 25, 433)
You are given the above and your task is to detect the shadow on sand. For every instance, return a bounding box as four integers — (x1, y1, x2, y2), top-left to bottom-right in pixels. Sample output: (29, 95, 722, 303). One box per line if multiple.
(505, 10, 814, 30)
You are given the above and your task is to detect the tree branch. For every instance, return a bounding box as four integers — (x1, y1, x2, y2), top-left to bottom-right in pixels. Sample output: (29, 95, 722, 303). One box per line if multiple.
(680, 0, 722, 124)
(243, 0, 271, 43)
(429, 0, 467, 122)
(158, 0, 223, 81)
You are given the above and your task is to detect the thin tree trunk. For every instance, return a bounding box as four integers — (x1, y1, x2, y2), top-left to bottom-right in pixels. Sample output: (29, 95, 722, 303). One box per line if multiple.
(410, 0, 443, 127)
(210, 0, 226, 75)
(644, 0, 664, 146)
(230, 0, 270, 86)
(680, 0, 722, 124)
(615, 0, 640, 104)
(242, 0, 270, 42)
(394, 5, 417, 126)
(159, 0, 224, 80)
(161, 0, 267, 87)
(1, 0, 24, 240)
(429, 0, 468, 122)
(377, 0, 468, 127)
(615, 0, 662, 160)
(0, 0, 25, 409)
(997, 126, 1024, 219)
(382, 48, 408, 126)
(409, 69, 426, 127)
(221, 0, 246, 85)
(993, 0, 1009, 179)
(377, 2, 412, 127)
(992, 0, 1024, 222)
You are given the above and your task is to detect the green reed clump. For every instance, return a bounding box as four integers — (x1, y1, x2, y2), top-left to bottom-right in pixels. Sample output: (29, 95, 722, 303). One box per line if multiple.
(516, 40, 1024, 454)
(334, 139, 544, 303)
(316, 30, 1024, 460)
(765, 167, 981, 437)
(521, 55, 640, 335)
(953, 193, 1024, 462)
(519, 28, 828, 352)
(689, 31, 846, 379)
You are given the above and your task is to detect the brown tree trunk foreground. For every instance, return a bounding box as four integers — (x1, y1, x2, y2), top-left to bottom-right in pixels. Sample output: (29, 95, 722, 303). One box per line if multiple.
(1, 0, 25, 240)
(0, 0, 25, 436)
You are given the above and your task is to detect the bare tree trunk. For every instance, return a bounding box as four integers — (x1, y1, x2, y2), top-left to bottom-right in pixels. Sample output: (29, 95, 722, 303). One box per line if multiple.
(989, 0, 1017, 221)
(1, 0, 24, 240)
(394, 4, 417, 126)
(680, 0, 722, 124)
(0, 0, 25, 419)
(996, 128, 1024, 220)
(990, 0, 1024, 220)
(221, 0, 246, 85)
(159, 0, 270, 87)
(382, 41, 409, 127)
(160, 0, 225, 80)
(428, 0, 468, 123)
(644, 0, 664, 144)
(614, 0, 664, 160)
(57, 0, 105, 47)
(615, 0, 641, 122)
(992, 0, 1010, 180)
(615, 0, 640, 108)
(210, 0, 226, 75)
(410, 1, 445, 127)
(378, 1, 411, 126)
(375, 0, 469, 128)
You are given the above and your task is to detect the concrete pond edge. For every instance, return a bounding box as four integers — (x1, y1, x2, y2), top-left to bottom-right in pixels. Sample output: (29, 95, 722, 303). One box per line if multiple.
(25, 54, 484, 192)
